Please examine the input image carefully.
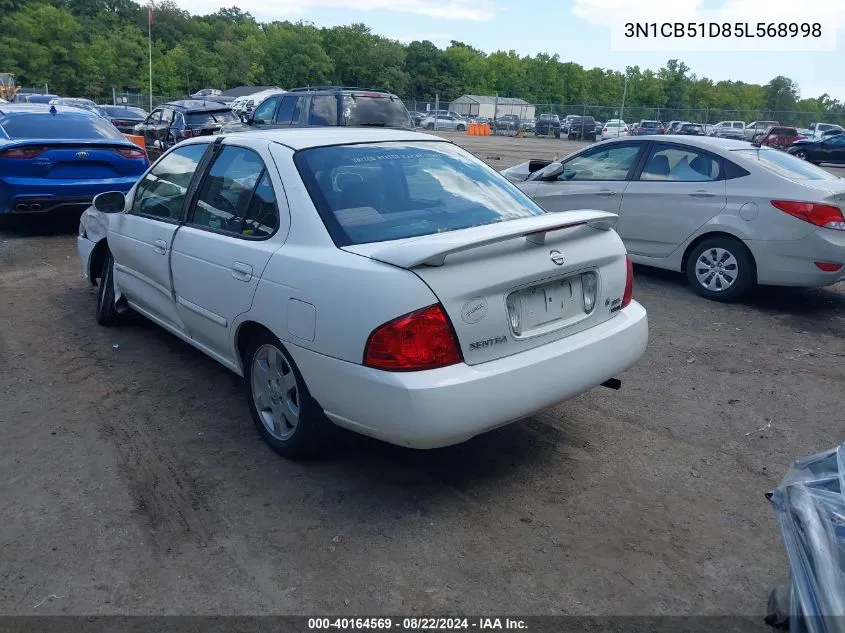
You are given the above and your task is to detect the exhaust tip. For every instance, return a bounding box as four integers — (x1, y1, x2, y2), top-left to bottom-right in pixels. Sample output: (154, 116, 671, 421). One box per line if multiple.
(29, 203, 41, 211)
(15, 203, 27, 211)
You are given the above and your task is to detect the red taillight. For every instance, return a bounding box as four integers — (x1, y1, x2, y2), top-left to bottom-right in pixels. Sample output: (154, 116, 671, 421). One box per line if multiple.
(180, 129, 202, 138)
(111, 119, 129, 126)
(771, 200, 845, 230)
(364, 304, 462, 372)
(815, 262, 843, 272)
(621, 256, 634, 309)
(0, 146, 47, 159)
(115, 147, 147, 159)
(603, 128, 608, 132)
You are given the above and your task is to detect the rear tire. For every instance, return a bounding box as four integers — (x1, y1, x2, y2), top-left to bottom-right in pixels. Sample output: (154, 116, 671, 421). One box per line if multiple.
(456, 124, 466, 131)
(793, 150, 808, 161)
(244, 331, 334, 460)
(685, 236, 755, 302)
(95, 251, 121, 327)
(425, 123, 434, 130)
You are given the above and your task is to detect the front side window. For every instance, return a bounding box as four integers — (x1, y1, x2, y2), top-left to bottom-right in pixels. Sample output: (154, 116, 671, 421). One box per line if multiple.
(640, 145, 721, 182)
(559, 144, 643, 181)
(192, 146, 279, 238)
(252, 97, 279, 124)
(131, 144, 208, 220)
(146, 110, 163, 125)
(295, 141, 546, 247)
(826, 135, 845, 146)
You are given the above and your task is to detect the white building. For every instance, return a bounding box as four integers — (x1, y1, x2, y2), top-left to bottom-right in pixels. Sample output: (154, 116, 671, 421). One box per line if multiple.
(449, 95, 535, 119)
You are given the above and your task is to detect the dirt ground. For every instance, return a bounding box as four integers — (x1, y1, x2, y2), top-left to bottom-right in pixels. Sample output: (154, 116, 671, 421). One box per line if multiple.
(1, 132, 844, 619)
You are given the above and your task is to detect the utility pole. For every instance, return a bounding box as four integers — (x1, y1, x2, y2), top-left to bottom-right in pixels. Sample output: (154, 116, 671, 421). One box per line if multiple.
(148, 1, 154, 111)
(620, 74, 629, 124)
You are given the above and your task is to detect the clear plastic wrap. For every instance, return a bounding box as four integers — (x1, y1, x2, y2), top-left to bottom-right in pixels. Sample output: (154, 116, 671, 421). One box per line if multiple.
(768, 442, 845, 633)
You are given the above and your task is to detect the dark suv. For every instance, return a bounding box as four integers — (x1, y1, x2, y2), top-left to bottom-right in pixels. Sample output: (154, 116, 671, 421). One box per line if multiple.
(566, 116, 597, 141)
(535, 114, 561, 137)
(229, 87, 413, 132)
(133, 100, 239, 158)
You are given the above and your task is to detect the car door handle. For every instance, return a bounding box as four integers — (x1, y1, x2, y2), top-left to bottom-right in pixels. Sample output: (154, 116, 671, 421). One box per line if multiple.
(153, 239, 168, 254)
(596, 189, 617, 197)
(231, 262, 253, 282)
(689, 191, 715, 198)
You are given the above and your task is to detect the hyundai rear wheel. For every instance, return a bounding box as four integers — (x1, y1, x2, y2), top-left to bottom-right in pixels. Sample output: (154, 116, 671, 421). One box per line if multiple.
(685, 237, 754, 302)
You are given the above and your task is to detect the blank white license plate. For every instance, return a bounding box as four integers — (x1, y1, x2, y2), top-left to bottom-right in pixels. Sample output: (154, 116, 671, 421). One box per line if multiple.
(514, 276, 582, 330)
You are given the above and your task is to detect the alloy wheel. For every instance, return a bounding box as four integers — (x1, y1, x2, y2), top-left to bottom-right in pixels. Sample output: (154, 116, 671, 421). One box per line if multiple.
(250, 344, 300, 441)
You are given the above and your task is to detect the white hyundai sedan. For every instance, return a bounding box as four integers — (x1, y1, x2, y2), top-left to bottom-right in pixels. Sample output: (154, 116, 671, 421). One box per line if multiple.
(77, 128, 648, 459)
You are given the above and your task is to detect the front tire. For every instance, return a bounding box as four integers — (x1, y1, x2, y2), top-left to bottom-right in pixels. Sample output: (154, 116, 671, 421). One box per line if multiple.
(425, 123, 434, 130)
(685, 236, 754, 302)
(95, 251, 121, 326)
(244, 332, 333, 459)
(456, 124, 466, 131)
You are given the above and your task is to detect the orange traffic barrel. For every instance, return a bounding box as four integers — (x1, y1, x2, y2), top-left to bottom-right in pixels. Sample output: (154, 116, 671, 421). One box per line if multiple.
(124, 134, 145, 149)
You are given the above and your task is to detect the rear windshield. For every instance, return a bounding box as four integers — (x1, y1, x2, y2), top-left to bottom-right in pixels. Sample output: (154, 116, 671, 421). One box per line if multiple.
(102, 106, 147, 118)
(186, 110, 238, 125)
(732, 148, 841, 181)
(0, 112, 126, 140)
(295, 141, 546, 246)
(342, 95, 412, 129)
(642, 121, 659, 126)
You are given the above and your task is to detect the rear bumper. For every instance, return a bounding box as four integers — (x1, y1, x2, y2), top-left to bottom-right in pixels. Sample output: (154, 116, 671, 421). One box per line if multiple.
(747, 230, 845, 287)
(0, 176, 139, 214)
(290, 302, 648, 449)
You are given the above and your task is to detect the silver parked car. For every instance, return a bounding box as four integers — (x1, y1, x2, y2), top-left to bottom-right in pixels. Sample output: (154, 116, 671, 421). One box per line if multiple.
(419, 114, 468, 131)
(501, 136, 845, 301)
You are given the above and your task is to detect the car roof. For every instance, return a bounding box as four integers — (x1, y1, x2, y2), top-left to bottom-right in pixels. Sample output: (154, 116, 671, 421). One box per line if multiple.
(595, 135, 754, 151)
(0, 103, 100, 116)
(162, 99, 233, 112)
(189, 127, 445, 151)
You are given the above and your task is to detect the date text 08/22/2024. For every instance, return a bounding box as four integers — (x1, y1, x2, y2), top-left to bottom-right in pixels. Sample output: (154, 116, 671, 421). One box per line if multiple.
(623, 22, 822, 39)
(307, 618, 528, 630)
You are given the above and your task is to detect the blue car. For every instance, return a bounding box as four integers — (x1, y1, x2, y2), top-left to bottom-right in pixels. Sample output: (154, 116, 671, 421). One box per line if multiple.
(0, 104, 149, 215)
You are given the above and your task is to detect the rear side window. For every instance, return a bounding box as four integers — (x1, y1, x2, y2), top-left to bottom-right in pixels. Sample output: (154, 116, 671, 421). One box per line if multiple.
(640, 145, 721, 182)
(192, 146, 278, 238)
(0, 113, 126, 140)
(310, 95, 338, 126)
(342, 95, 412, 129)
(295, 141, 545, 246)
(732, 148, 840, 181)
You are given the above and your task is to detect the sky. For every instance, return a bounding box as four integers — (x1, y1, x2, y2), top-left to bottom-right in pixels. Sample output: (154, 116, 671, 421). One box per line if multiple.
(169, 0, 845, 102)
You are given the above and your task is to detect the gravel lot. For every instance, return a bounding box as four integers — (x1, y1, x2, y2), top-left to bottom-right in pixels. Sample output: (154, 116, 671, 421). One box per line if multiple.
(1, 131, 843, 618)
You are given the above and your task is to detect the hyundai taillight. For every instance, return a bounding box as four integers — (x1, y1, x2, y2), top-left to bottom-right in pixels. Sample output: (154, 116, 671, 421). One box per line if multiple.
(771, 200, 845, 230)
(363, 304, 462, 371)
(0, 146, 47, 159)
(621, 256, 634, 308)
(180, 129, 202, 138)
(115, 147, 147, 159)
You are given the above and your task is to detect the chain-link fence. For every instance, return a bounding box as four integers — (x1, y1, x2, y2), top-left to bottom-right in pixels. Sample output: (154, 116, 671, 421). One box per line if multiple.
(404, 98, 845, 129)
(112, 91, 184, 110)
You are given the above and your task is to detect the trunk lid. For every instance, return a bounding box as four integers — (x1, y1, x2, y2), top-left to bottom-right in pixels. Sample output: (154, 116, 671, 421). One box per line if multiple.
(0, 141, 147, 179)
(344, 211, 631, 365)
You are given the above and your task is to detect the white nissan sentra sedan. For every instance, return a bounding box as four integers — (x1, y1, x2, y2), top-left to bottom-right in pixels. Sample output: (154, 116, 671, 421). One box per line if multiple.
(78, 128, 648, 459)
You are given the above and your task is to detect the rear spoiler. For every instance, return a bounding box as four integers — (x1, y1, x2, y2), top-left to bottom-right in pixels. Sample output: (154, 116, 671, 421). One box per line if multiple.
(343, 210, 619, 268)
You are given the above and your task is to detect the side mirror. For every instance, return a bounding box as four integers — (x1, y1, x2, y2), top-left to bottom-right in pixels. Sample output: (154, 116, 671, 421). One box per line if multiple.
(93, 191, 126, 214)
(537, 162, 565, 180)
